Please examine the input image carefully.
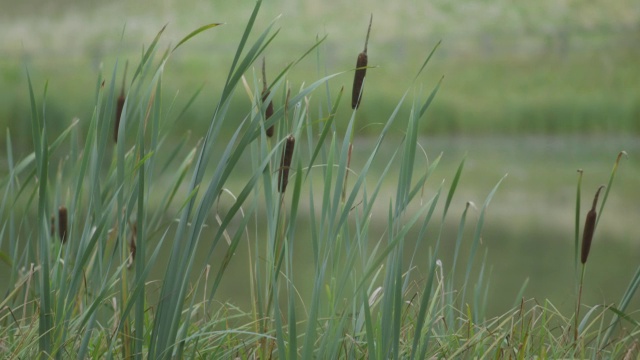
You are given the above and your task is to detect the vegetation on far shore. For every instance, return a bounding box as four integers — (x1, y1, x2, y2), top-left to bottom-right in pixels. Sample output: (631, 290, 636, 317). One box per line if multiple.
(1, 0, 639, 149)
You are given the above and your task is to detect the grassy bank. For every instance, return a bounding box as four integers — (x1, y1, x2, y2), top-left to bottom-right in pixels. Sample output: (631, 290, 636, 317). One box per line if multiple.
(1, 0, 639, 151)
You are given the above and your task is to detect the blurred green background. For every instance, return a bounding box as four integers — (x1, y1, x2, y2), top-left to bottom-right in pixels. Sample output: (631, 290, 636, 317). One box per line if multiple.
(2, 0, 639, 140)
(1, 0, 639, 316)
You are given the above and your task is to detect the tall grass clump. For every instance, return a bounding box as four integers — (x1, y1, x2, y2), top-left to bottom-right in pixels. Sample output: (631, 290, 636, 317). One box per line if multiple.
(0, 1, 638, 358)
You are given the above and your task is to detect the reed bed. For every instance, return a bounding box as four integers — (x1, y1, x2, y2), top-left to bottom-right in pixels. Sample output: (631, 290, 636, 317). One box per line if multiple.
(0, 1, 638, 358)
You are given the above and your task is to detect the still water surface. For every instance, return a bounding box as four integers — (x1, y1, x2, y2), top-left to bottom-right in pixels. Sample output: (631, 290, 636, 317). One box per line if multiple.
(158, 134, 640, 316)
(1, 135, 638, 318)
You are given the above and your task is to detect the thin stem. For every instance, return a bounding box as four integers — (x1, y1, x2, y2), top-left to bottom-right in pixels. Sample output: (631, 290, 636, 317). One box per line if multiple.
(262, 194, 287, 346)
(574, 169, 583, 280)
(121, 60, 129, 97)
(342, 143, 353, 202)
(363, 14, 373, 53)
(262, 57, 268, 92)
(575, 264, 586, 342)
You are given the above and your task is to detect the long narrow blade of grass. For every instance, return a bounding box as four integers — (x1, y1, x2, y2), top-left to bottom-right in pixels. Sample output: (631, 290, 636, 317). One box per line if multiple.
(600, 264, 640, 349)
(304, 87, 342, 180)
(595, 151, 627, 228)
(172, 23, 224, 52)
(130, 24, 167, 85)
(133, 93, 150, 359)
(574, 169, 583, 277)
(418, 76, 443, 120)
(335, 91, 408, 234)
(444, 156, 466, 221)
(461, 174, 507, 309)
(26, 68, 54, 357)
(413, 40, 442, 81)
(287, 159, 304, 360)
(223, 0, 262, 89)
(404, 182, 445, 356)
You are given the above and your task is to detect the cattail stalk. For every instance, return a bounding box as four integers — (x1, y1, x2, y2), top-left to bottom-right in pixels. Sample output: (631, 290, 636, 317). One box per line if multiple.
(575, 184, 605, 341)
(261, 57, 275, 137)
(581, 185, 605, 264)
(574, 169, 583, 274)
(278, 135, 295, 193)
(351, 14, 373, 109)
(115, 60, 128, 143)
(58, 206, 68, 244)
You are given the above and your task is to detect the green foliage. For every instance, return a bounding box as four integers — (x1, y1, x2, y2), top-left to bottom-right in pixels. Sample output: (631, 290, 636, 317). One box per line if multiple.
(2, 0, 640, 147)
(0, 2, 638, 359)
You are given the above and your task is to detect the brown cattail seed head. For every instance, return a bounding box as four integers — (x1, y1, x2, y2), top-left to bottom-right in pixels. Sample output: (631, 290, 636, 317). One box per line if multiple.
(278, 135, 295, 193)
(262, 57, 275, 137)
(262, 89, 275, 137)
(351, 14, 372, 110)
(115, 61, 128, 143)
(581, 185, 605, 264)
(58, 206, 68, 244)
(351, 53, 368, 109)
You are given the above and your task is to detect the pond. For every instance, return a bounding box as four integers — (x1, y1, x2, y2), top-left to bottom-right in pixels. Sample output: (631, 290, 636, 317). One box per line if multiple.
(148, 134, 640, 317)
(1, 134, 639, 318)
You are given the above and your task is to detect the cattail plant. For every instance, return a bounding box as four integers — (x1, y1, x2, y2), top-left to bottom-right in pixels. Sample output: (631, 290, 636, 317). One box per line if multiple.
(344, 15, 372, 201)
(575, 184, 605, 341)
(351, 14, 372, 109)
(278, 135, 295, 193)
(58, 206, 68, 244)
(261, 57, 275, 137)
(114, 61, 128, 143)
(581, 185, 604, 264)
